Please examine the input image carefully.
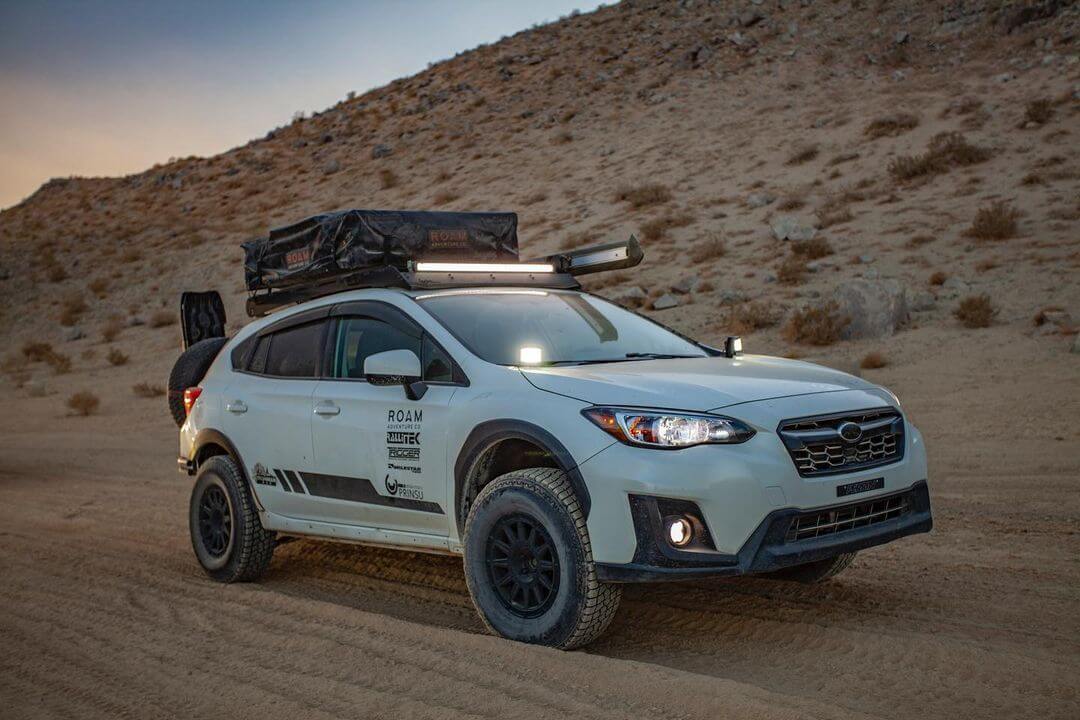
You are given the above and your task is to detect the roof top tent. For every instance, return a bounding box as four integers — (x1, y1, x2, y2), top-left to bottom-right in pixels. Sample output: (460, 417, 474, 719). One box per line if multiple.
(241, 209, 643, 317)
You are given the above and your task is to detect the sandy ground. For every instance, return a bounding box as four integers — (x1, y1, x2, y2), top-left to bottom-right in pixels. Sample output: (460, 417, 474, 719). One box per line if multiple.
(1, 323, 1077, 720)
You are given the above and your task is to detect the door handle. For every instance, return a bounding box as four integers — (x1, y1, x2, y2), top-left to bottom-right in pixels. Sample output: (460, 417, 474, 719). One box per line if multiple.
(314, 402, 340, 417)
(226, 400, 247, 414)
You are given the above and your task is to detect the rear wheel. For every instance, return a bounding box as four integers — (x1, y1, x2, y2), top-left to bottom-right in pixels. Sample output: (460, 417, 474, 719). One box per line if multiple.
(464, 468, 621, 649)
(189, 455, 275, 582)
(768, 552, 857, 584)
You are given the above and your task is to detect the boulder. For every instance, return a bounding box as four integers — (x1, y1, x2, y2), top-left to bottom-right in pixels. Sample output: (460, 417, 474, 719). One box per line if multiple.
(64, 327, 85, 342)
(771, 216, 817, 241)
(672, 276, 699, 294)
(830, 279, 909, 339)
(652, 293, 680, 311)
(747, 192, 776, 208)
(371, 143, 393, 159)
(611, 286, 647, 308)
(910, 290, 936, 312)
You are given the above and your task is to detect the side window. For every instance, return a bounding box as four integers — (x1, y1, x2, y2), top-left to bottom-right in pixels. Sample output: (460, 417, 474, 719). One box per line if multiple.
(263, 321, 324, 378)
(248, 336, 269, 374)
(422, 335, 454, 383)
(230, 334, 257, 370)
(334, 317, 421, 379)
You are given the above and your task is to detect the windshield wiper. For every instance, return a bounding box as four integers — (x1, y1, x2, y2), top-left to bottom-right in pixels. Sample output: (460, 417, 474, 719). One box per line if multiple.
(623, 352, 701, 359)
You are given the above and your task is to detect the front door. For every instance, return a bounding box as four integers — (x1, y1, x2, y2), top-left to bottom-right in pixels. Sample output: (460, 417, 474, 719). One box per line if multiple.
(309, 308, 459, 534)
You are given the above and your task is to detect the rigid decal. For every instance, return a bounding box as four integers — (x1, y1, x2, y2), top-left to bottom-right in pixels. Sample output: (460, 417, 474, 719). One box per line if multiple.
(385, 407, 425, 500)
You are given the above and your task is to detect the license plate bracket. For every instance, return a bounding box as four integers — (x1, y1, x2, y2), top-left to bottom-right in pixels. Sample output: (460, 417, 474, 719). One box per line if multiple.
(836, 477, 884, 497)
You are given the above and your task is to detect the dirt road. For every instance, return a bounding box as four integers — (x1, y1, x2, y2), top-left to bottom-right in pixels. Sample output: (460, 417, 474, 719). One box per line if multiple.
(2, 328, 1078, 719)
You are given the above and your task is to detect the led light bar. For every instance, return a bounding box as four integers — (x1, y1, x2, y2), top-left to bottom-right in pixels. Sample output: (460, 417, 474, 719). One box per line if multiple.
(413, 262, 555, 274)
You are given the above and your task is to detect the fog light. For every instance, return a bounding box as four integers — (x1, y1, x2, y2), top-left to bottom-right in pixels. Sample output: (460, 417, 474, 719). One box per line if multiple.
(667, 517, 693, 547)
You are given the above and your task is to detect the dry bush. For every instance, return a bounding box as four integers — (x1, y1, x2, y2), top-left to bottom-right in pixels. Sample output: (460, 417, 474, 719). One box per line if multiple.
(66, 391, 100, 416)
(1, 352, 28, 375)
(551, 130, 574, 145)
(150, 310, 176, 328)
(640, 212, 694, 241)
(929, 270, 948, 286)
(777, 254, 808, 285)
(965, 201, 1020, 240)
(975, 258, 999, 273)
(22, 341, 54, 362)
(45, 352, 72, 375)
(432, 190, 459, 206)
(88, 277, 109, 297)
(59, 294, 87, 327)
(106, 347, 129, 366)
(906, 234, 934, 248)
(818, 207, 854, 229)
(690, 234, 726, 262)
(101, 317, 124, 343)
(725, 302, 781, 334)
(46, 264, 68, 283)
(888, 132, 991, 182)
(120, 248, 142, 264)
(522, 191, 547, 206)
(954, 294, 997, 328)
(378, 168, 398, 189)
(783, 302, 851, 345)
(791, 237, 833, 259)
(1024, 98, 1054, 126)
(777, 196, 806, 211)
(132, 381, 164, 398)
(860, 351, 888, 369)
(864, 113, 919, 139)
(614, 183, 672, 209)
(786, 144, 819, 166)
(560, 230, 596, 250)
(1020, 172, 1044, 186)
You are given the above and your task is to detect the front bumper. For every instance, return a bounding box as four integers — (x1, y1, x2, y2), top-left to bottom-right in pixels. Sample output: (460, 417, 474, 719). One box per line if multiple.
(596, 480, 932, 582)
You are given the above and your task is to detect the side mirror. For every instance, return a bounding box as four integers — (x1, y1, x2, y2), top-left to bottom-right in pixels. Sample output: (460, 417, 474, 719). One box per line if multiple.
(363, 349, 427, 400)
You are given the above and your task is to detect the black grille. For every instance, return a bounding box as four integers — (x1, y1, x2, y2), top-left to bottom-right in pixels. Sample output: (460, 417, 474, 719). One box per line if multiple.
(778, 408, 904, 477)
(786, 490, 911, 543)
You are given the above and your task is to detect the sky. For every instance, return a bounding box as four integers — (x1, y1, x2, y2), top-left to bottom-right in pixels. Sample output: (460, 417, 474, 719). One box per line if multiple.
(0, 0, 604, 210)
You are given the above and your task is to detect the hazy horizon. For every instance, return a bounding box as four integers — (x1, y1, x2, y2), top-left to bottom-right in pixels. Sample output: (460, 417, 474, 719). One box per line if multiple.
(0, 0, 604, 210)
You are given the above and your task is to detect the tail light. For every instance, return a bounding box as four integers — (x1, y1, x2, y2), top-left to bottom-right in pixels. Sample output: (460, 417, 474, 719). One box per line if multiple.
(183, 387, 203, 416)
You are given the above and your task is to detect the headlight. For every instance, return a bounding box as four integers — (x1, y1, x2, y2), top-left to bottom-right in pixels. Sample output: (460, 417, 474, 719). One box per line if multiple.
(582, 407, 755, 448)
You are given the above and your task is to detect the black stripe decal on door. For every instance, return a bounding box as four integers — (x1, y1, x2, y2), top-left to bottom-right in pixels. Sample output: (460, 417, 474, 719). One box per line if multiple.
(273, 468, 291, 492)
(285, 470, 307, 494)
(298, 472, 444, 514)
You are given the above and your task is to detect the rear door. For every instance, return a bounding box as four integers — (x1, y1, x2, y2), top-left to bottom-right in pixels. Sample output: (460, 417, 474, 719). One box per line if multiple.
(309, 302, 462, 534)
(221, 311, 332, 519)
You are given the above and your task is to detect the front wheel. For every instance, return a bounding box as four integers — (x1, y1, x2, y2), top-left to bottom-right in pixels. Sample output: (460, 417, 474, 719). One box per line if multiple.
(463, 468, 621, 649)
(189, 455, 275, 583)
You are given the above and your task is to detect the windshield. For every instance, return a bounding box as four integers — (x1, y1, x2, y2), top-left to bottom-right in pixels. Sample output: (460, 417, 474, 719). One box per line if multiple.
(414, 289, 707, 366)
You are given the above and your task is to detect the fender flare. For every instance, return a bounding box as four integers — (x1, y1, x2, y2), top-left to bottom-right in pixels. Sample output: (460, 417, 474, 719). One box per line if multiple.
(191, 428, 264, 512)
(453, 419, 591, 535)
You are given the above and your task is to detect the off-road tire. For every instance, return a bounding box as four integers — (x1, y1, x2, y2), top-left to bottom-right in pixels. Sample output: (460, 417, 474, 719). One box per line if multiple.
(463, 467, 621, 649)
(168, 337, 228, 427)
(189, 455, 275, 583)
(768, 552, 857, 584)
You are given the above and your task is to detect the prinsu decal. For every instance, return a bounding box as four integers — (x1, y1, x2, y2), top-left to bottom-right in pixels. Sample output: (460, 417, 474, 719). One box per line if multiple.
(384, 473, 425, 500)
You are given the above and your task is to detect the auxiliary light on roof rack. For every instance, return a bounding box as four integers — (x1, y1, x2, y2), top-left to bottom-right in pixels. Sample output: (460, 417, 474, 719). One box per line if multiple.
(412, 262, 555, 274)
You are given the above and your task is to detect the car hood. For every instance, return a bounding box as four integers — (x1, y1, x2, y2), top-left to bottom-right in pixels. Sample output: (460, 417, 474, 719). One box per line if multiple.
(520, 354, 875, 412)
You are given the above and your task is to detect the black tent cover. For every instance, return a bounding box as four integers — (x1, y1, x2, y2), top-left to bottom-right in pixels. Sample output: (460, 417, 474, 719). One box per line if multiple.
(243, 209, 519, 292)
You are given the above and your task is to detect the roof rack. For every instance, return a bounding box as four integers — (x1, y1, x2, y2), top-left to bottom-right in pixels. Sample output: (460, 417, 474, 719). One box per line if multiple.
(245, 235, 643, 317)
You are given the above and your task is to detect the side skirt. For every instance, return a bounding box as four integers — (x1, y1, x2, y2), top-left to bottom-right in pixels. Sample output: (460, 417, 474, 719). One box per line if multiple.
(261, 510, 458, 556)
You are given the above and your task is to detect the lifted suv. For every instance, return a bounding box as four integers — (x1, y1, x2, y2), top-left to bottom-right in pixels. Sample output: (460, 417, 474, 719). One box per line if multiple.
(176, 280, 932, 648)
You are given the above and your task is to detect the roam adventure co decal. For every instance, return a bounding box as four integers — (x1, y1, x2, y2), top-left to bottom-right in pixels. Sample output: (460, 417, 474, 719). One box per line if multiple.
(385, 408, 425, 500)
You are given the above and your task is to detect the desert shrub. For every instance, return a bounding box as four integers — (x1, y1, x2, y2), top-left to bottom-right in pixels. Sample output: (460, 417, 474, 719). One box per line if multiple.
(786, 144, 819, 166)
(725, 302, 781, 334)
(522, 191, 547, 206)
(1024, 98, 1053, 126)
(965, 201, 1020, 240)
(640, 212, 694, 241)
(45, 352, 72, 375)
(860, 352, 888, 369)
(888, 132, 991, 182)
(120, 248, 142, 264)
(954, 295, 997, 328)
(818, 207, 854, 228)
(66, 391, 100, 416)
(791, 237, 833, 259)
(690, 234, 726, 262)
(614, 183, 672, 209)
(1020, 173, 1044, 186)
(929, 270, 947, 286)
(88, 277, 109, 297)
(46, 264, 68, 283)
(59, 293, 87, 327)
(551, 130, 573, 145)
(106, 347, 129, 366)
(132, 381, 164, 398)
(432, 189, 459, 206)
(101, 317, 124, 342)
(22, 341, 54, 362)
(906, 235, 934, 248)
(777, 196, 805, 211)
(777, 254, 808, 285)
(864, 113, 919, 139)
(150, 310, 175, 328)
(378, 168, 398, 189)
(783, 302, 851, 345)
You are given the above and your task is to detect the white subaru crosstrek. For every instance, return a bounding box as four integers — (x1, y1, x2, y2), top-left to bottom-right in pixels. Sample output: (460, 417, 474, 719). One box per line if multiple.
(176, 284, 932, 649)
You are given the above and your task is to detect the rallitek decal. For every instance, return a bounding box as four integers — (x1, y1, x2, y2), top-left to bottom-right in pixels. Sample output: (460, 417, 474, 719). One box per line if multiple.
(385, 408, 425, 500)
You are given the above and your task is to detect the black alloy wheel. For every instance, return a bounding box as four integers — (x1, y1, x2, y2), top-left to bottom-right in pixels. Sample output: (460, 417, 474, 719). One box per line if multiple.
(198, 484, 233, 558)
(485, 513, 560, 617)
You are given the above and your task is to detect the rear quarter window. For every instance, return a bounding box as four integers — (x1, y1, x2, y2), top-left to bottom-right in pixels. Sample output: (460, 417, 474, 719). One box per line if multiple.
(263, 321, 323, 378)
